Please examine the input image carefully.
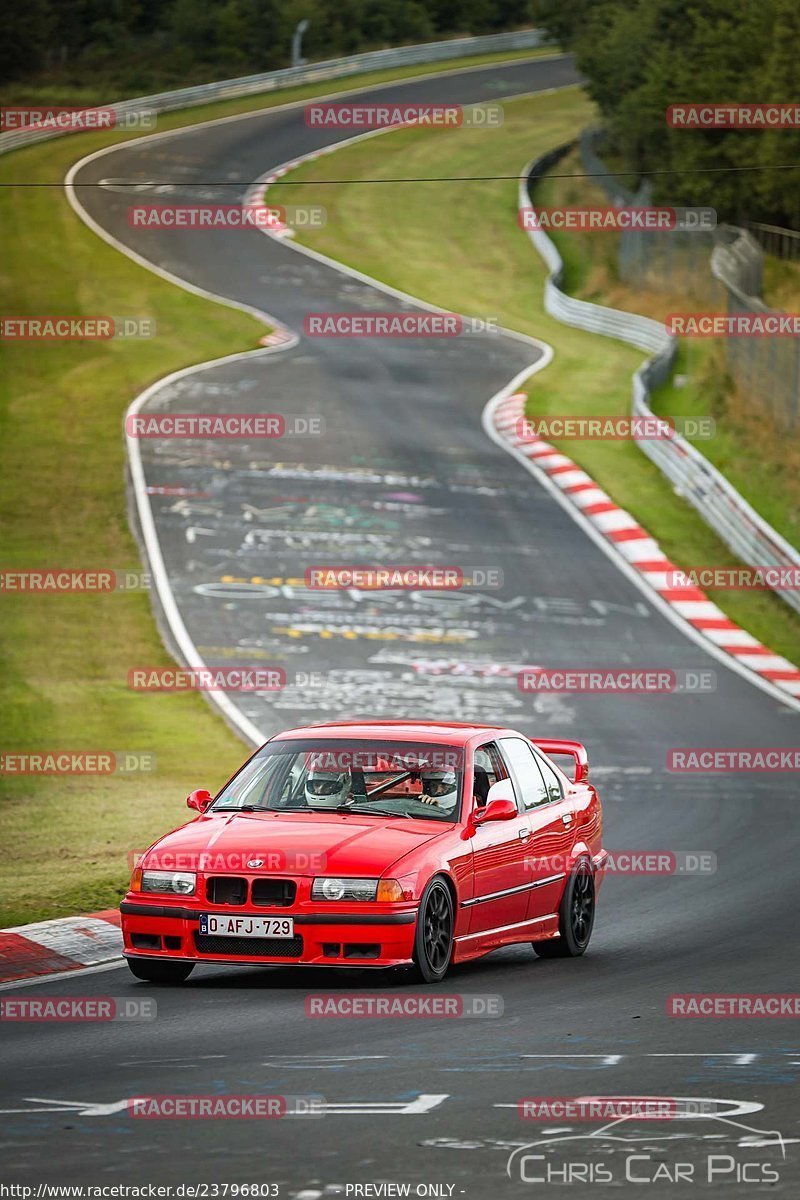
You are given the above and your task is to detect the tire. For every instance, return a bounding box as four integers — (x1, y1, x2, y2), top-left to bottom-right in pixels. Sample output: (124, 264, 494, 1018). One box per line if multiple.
(532, 859, 595, 958)
(127, 957, 195, 984)
(412, 877, 454, 983)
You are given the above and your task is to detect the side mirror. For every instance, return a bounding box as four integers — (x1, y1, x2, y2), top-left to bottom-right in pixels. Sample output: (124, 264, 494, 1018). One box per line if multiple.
(473, 780, 519, 826)
(187, 788, 213, 813)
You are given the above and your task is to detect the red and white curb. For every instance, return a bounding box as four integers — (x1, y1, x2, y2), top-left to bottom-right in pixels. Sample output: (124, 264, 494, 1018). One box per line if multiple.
(493, 392, 800, 700)
(0, 910, 122, 984)
(258, 327, 295, 347)
(249, 147, 341, 238)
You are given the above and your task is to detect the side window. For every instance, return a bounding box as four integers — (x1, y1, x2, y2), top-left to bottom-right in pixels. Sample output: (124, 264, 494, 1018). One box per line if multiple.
(499, 738, 549, 811)
(472, 742, 507, 809)
(534, 751, 564, 802)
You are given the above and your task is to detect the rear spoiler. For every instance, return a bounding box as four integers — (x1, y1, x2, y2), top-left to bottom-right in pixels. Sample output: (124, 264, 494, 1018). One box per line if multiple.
(533, 738, 589, 784)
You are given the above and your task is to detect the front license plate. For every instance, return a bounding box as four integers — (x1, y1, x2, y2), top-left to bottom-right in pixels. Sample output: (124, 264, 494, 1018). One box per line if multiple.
(199, 914, 294, 938)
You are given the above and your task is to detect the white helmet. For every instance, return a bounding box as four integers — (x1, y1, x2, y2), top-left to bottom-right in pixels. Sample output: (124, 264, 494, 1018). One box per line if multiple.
(421, 769, 458, 810)
(304, 768, 350, 809)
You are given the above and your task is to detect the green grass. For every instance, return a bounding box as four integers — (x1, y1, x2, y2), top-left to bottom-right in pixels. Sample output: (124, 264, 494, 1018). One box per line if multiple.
(762, 254, 800, 309)
(0, 140, 264, 929)
(0, 48, 557, 929)
(649, 344, 800, 551)
(274, 87, 800, 664)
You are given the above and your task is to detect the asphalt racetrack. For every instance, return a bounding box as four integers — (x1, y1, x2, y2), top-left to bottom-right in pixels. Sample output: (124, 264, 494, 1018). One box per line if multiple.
(2, 55, 798, 1197)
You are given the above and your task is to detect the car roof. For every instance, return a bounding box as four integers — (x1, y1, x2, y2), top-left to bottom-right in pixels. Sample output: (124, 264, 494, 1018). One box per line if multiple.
(270, 720, 520, 747)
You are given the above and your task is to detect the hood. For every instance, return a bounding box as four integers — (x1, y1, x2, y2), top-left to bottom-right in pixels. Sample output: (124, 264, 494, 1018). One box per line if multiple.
(143, 810, 447, 877)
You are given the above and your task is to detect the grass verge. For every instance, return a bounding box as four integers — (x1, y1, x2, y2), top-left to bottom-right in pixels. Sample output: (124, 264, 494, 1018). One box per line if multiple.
(0, 49, 556, 928)
(274, 88, 800, 663)
(762, 255, 800, 309)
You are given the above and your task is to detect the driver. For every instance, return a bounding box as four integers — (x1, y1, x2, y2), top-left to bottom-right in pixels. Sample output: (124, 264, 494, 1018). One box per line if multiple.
(418, 769, 459, 816)
(304, 768, 350, 809)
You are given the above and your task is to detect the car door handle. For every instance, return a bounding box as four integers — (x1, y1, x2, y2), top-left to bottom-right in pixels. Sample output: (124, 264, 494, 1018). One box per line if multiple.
(518, 827, 531, 840)
(561, 813, 573, 826)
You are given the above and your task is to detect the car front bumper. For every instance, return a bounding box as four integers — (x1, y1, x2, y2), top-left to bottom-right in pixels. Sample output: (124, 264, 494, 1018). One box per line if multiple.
(120, 900, 418, 968)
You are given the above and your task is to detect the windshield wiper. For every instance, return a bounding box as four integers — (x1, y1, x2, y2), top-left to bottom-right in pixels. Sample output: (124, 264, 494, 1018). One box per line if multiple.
(335, 804, 411, 818)
(211, 804, 265, 812)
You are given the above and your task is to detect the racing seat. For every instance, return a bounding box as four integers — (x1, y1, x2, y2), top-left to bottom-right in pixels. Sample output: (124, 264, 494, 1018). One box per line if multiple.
(473, 766, 490, 809)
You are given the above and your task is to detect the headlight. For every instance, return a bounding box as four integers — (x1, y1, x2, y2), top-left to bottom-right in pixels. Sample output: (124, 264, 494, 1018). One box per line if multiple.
(312, 877, 378, 902)
(139, 870, 196, 896)
(311, 877, 405, 902)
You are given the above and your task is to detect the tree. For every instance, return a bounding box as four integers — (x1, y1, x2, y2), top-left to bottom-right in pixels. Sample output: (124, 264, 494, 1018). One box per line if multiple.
(534, 0, 791, 224)
(755, 0, 800, 227)
(0, 0, 54, 79)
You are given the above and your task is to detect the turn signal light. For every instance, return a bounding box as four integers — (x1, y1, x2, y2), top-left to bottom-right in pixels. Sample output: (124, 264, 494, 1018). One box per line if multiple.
(376, 879, 405, 903)
(131, 866, 143, 891)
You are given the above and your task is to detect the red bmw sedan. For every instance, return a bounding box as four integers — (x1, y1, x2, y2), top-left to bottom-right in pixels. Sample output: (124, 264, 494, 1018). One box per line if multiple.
(121, 721, 607, 984)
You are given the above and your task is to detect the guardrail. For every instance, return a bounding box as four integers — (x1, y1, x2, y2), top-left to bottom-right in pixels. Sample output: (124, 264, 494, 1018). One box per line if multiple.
(522, 145, 800, 615)
(578, 126, 639, 206)
(0, 29, 548, 156)
(747, 221, 800, 262)
(711, 227, 764, 300)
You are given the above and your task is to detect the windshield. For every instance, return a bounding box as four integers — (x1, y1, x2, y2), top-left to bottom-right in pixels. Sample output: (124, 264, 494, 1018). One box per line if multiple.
(210, 739, 464, 823)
